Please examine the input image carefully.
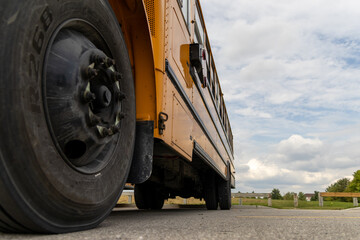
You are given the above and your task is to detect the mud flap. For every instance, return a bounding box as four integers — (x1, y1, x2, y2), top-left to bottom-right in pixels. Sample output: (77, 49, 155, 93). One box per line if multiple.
(127, 121, 154, 184)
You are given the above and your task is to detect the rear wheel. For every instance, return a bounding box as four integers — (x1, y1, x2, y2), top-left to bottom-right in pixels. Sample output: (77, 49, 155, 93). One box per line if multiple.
(135, 183, 164, 210)
(134, 184, 150, 210)
(204, 174, 218, 210)
(218, 166, 232, 210)
(0, 0, 135, 233)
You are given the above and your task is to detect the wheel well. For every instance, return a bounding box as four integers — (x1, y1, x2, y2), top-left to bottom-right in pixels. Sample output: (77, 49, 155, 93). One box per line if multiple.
(108, 0, 157, 123)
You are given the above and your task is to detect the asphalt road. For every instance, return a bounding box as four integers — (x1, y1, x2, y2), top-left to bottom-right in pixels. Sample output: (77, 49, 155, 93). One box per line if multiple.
(1, 205, 360, 239)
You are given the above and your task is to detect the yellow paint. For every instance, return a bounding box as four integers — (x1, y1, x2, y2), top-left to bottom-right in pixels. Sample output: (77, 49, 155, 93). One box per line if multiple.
(180, 44, 193, 88)
(108, 0, 157, 123)
(108, 0, 234, 180)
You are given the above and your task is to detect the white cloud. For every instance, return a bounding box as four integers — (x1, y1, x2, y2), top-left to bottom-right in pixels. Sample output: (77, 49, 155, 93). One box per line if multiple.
(245, 159, 279, 180)
(236, 156, 338, 194)
(201, 0, 360, 193)
(235, 108, 272, 119)
(277, 135, 323, 161)
(233, 132, 360, 192)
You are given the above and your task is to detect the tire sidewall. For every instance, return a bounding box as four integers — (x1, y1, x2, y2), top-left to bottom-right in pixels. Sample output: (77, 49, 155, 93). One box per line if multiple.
(0, 0, 135, 232)
(218, 165, 232, 210)
(204, 174, 218, 210)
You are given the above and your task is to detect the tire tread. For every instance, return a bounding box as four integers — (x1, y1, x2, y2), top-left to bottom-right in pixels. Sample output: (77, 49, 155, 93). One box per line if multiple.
(204, 175, 218, 210)
(0, 0, 135, 233)
(0, 204, 29, 233)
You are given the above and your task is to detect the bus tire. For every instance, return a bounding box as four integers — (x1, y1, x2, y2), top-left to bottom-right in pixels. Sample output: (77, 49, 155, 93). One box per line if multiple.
(204, 175, 218, 210)
(0, 0, 135, 233)
(218, 165, 232, 210)
(134, 184, 150, 210)
(135, 183, 164, 210)
(150, 191, 165, 210)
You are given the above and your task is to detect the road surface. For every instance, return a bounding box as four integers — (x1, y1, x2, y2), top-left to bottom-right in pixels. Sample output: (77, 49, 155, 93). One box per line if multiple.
(1, 205, 360, 239)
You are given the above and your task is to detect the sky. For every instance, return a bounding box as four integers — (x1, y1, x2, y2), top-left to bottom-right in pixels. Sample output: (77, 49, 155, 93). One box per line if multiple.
(201, 0, 360, 195)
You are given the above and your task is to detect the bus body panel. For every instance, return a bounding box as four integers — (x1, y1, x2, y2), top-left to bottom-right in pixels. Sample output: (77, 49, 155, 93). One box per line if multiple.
(109, 0, 235, 192)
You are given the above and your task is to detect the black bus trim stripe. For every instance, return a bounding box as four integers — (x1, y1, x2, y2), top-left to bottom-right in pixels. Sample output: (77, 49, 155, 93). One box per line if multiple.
(193, 141, 226, 180)
(165, 59, 228, 168)
(189, 66, 234, 160)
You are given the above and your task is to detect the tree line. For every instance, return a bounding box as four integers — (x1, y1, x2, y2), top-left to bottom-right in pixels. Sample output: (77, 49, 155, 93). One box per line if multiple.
(270, 188, 307, 200)
(270, 170, 360, 201)
(323, 170, 360, 201)
(326, 170, 360, 193)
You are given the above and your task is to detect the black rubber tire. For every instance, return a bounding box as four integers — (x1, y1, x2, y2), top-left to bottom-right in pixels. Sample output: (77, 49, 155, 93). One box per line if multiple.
(134, 183, 164, 210)
(204, 175, 218, 210)
(0, 0, 135, 233)
(150, 192, 165, 210)
(218, 166, 232, 210)
(134, 184, 150, 210)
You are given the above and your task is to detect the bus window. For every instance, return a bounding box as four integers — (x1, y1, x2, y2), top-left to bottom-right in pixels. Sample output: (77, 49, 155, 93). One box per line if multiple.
(206, 41, 211, 66)
(220, 109, 222, 121)
(212, 74, 216, 97)
(215, 81, 218, 104)
(178, 0, 190, 30)
(225, 116, 228, 133)
(205, 41, 211, 88)
(194, 3, 204, 44)
(223, 103, 226, 124)
(206, 59, 210, 88)
(220, 98, 224, 122)
(194, 23, 202, 44)
(209, 60, 214, 91)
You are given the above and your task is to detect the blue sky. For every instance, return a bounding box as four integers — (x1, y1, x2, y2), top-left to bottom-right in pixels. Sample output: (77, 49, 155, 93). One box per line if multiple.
(201, 0, 360, 194)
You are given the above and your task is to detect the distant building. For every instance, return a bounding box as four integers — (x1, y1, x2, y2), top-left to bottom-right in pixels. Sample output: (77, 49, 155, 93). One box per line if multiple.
(304, 193, 315, 201)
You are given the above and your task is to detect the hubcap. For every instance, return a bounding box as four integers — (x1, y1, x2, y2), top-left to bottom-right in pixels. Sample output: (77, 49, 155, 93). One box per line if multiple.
(43, 24, 126, 173)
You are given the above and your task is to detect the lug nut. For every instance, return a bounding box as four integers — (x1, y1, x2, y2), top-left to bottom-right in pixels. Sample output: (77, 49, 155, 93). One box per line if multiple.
(111, 71, 123, 82)
(116, 91, 126, 101)
(118, 112, 126, 120)
(102, 128, 111, 137)
(110, 124, 120, 134)
(83, 91, 96, 103)
(104, 57, 115, 68)
(91, 54, 105, 66)
(88, 111, 102, 126)
(88, 108, 102, 126)
(90, 115, 101, 126)
(97, 125, 111, 138)
(91, 54, 115, 68)
(84, 67, 98, 78)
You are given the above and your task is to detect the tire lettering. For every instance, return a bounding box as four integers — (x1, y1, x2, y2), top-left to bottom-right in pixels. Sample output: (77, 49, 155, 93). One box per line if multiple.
(29, 87, 42, 114)
(28, 6, 53, 113)
(40, 7, 53, 31)
(29, 54, 39, 81)
(32, 26, 44, 54)
(29, 53, 41, 113)
(29, 86, 40, 103)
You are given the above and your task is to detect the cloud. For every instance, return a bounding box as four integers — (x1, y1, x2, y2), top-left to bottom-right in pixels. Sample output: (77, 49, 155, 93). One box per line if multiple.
(235, 157, 337, 194)
(203, 0, 360, 112)
(234, 133, 360, 192)
(245, 159, 280, 180)
(235, 108, 272, 119)
(201, 1, 360, 193)
(277, 135, 323, 161)
(221, 19, 301, 62)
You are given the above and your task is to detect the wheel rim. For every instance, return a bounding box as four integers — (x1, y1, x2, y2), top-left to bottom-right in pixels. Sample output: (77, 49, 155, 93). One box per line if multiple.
(43, 20, 127, 174)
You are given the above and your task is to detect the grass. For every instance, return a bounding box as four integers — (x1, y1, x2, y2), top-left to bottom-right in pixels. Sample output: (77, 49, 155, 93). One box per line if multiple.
(117, 195, 356, 210)
(165, 197, 205, 205)
(117, 196, 206, 205)
(232, 198, 356, 210)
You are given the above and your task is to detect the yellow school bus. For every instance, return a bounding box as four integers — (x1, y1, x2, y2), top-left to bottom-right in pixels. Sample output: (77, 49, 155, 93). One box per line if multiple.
(0, 0, 234, 233)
